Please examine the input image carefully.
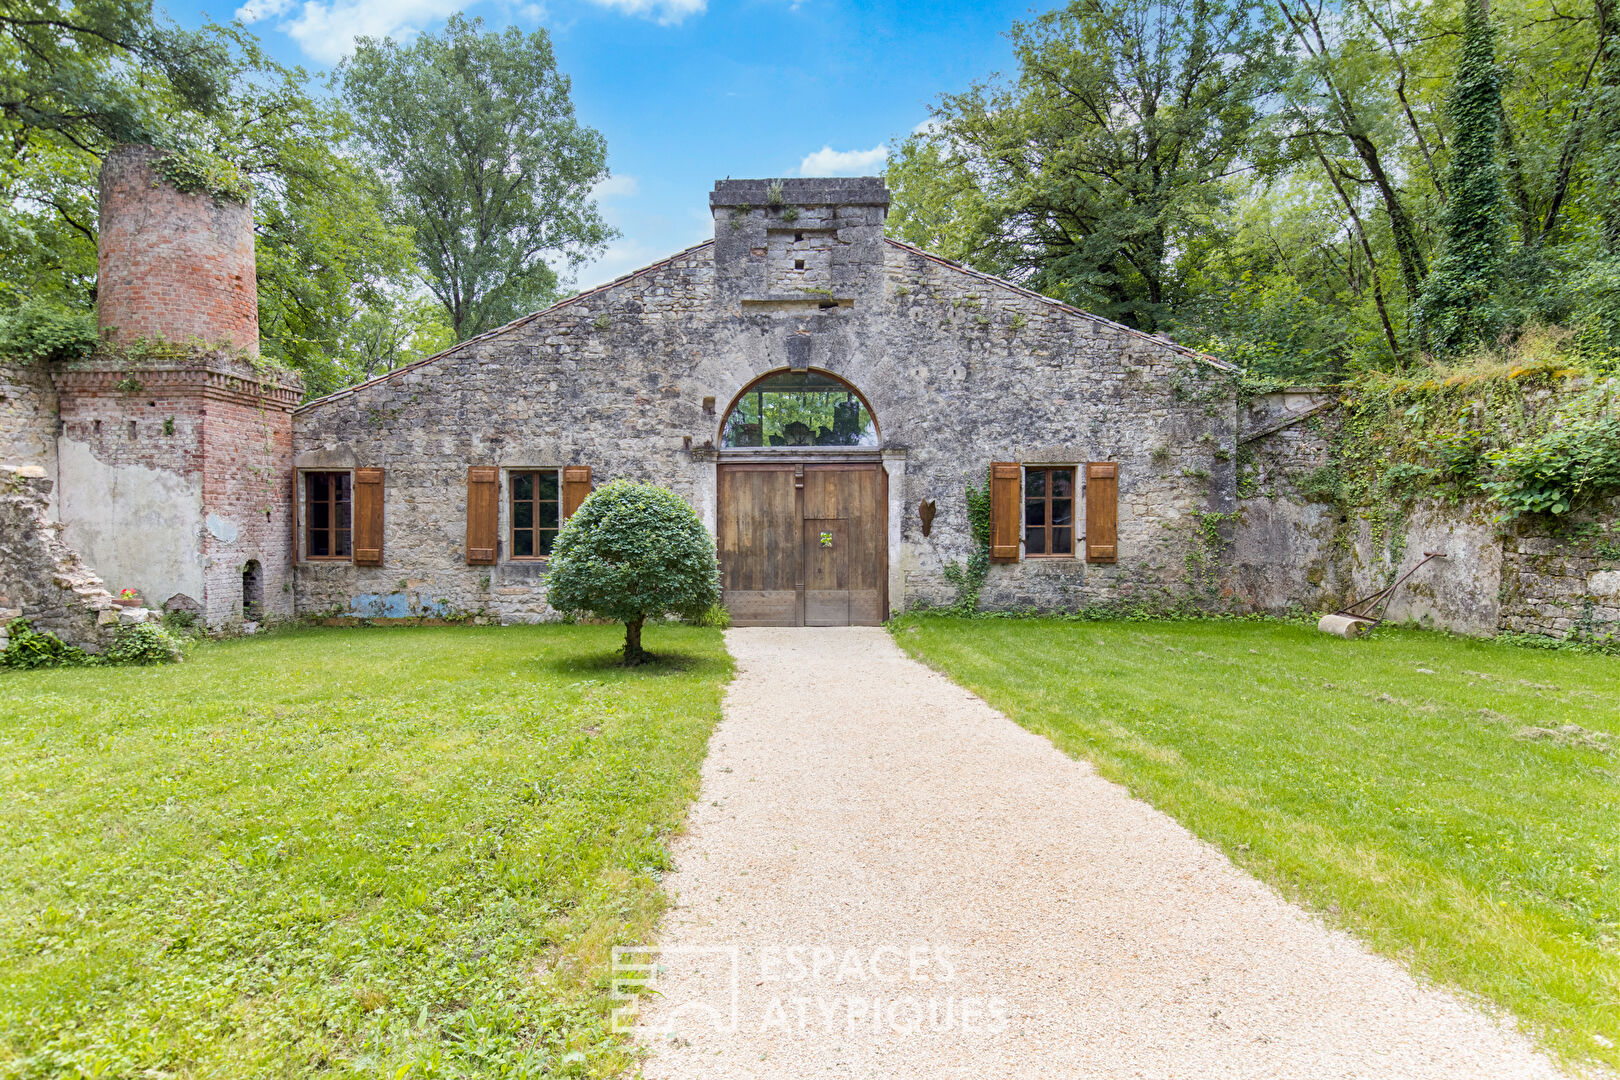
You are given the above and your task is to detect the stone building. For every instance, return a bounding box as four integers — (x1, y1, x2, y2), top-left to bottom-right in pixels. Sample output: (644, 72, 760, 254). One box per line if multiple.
(10, 152, 1608, 641)
(291, 177, 1241, 625)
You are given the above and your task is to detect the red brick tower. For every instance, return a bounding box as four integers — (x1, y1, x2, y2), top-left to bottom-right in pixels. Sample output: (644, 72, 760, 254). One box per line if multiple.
(48, 145, 300, 629)
(96, 145, 259, 353)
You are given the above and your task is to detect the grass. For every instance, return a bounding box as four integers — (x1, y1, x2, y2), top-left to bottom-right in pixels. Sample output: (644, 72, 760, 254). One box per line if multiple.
(0, 623, 730, 1079)
(891, 615, 1620, 1071)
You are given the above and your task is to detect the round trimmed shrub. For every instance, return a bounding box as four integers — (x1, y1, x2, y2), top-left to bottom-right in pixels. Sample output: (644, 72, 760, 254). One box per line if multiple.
(543, 480, 720, 664)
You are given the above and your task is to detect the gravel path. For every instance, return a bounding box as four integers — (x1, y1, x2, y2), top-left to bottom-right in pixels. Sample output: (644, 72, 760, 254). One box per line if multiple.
(632, 627, 1566, 1079)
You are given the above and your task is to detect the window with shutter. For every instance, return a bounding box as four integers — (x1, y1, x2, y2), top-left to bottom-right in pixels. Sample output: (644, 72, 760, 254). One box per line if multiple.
(510, 469, 561, 558)
(1024, 466, 1076, 557)
(353, 468, 384, 565)
(988, 462, 1022, 562)
(466, 466, 498, 564)
(1085, 462, 1119, 563)
(304, 471, 352, 560)
(562, 465, 592, 518)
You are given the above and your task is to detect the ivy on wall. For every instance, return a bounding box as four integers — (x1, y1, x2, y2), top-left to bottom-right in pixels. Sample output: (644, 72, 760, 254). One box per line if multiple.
(940, 471, 992, 614)
(1275, 361, 1620, 569)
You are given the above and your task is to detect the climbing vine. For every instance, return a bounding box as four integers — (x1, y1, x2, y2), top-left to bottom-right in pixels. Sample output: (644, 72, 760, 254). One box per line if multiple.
(940, 470, 992, 614)
(1316, 360, 1620, 532)
(154, 147, 252, 204)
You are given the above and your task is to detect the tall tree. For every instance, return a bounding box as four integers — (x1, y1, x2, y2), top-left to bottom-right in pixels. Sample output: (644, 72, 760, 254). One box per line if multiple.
(886, 0, 1281, 331)
(341, 15, 613, 341)
(1415, 0, 1507, 352)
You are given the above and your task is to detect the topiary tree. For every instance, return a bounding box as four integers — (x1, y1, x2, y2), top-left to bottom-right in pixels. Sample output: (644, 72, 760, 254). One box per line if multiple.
(542, 480, 720, 664)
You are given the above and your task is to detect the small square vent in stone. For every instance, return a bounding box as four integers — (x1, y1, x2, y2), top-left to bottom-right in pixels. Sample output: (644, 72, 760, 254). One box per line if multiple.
(768, 228, 835, 293)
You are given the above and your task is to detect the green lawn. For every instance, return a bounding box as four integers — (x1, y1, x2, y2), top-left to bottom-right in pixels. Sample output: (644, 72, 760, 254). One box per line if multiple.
(0, 624, 730, 1079)
(892, 616, 1619, 1071)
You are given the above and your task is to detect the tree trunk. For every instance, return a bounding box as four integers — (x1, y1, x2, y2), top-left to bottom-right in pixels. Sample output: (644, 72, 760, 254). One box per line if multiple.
(624, 616, 647, 666)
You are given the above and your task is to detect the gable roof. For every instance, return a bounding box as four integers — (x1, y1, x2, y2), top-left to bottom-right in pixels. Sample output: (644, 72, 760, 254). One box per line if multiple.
(297, 238, 719, 413)
(297, 235, 1232, 413)
(883, 238, 1233, 371)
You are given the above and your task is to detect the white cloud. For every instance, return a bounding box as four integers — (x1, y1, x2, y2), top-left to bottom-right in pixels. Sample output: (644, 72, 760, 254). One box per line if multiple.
(584, 0, 705, 24)
(591, 174, 640, 200)
(235, 0, 293, 21)
(796, 144, 889, 177)
(237, 0, 468, 64)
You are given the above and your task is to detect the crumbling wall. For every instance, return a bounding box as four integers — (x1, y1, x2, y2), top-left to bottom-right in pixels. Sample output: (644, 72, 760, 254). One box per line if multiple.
(1230, 391, 1620, 640)
(0, 362, 59, 511)
(0, 467, 156, 651)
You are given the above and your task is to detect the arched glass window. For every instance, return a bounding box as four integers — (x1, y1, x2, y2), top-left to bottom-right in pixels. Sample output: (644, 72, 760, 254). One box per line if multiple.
(721, 371, 878, 448)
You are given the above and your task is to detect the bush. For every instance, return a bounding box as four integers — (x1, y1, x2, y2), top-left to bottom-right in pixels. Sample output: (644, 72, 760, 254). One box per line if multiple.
(543, 480, 720, 664)
(0, 620, 93, 669)
(0, 301, 99, 364)
(1481, 381, 1620, 517)
(683, 602, 731, 629)
(105, 622, 185, 665)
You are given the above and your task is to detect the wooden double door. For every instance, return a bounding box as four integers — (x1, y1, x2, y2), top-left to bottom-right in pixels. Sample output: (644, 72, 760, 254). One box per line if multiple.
(718, 462, 887, 626)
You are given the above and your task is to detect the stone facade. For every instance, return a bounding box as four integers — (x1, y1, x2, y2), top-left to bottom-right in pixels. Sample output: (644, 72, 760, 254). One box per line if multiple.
(294, 178, 1240, 621)
(0, 362, 59, 512)
(96, 145, 259, 354)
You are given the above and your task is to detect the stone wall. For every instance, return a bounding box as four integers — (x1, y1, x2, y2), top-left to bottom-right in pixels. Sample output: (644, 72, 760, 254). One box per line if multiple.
(1230, 393, 1620, 639)
(293, 179, 1239, 622)
(0, 361, 58, 512)
(52, 353, 300, 627)
(0, 467, 156, 651)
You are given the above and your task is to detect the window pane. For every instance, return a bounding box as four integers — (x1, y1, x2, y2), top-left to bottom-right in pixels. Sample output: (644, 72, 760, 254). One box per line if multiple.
(513, 472, 533, 501)
(1026, 528, 1046, 555)
(720, 372, 876, 447)
(1052, 499, 1073, 526)
(310, 530, 329, 557)
(1026, 500, 1046, 527)
(336, 497, 351, 531)
(1026, 469, 1046, 497)
(539, 529, 556, 557)
(334, 473, 351, 501)
(538, 471, 559, 500)
(1053, 469, 1074, 497)
(335, 529, 351, 558)
(514, 500, 533, 529)
(311, 499, 330, 531)
(1053, 527, 1073, 554)
(539, 498, 559, 531)
(310, 473, 328, 502)
(514, 530, 533, 558)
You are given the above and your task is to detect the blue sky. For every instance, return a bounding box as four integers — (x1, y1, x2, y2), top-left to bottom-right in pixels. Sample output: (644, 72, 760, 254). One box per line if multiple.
(160, 0, 1051, 289)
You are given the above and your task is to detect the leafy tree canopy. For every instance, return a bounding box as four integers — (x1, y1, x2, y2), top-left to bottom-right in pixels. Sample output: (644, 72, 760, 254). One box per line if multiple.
(889, 0, 1620, 380)
(341, 15, 614, 341)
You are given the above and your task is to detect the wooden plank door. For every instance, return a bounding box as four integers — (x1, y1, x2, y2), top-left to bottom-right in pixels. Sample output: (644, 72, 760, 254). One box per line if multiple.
(719, 462, 887, 626)
(718, 464, 800, 626)
(803, 464, 886, 626)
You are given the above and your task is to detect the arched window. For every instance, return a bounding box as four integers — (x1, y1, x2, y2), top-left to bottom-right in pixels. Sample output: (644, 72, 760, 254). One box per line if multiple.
(721, 370, 878, 448)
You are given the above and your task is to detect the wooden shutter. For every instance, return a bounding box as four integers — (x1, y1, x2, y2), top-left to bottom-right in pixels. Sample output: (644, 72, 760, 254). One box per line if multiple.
(562, 465, 592, 518)
(353, 468, 384, 565)
(988, 462, 1022, 563)
(466, 466, 498, 564)
(1085, 461, 1118, 563)
(291, 466, 301, 562)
